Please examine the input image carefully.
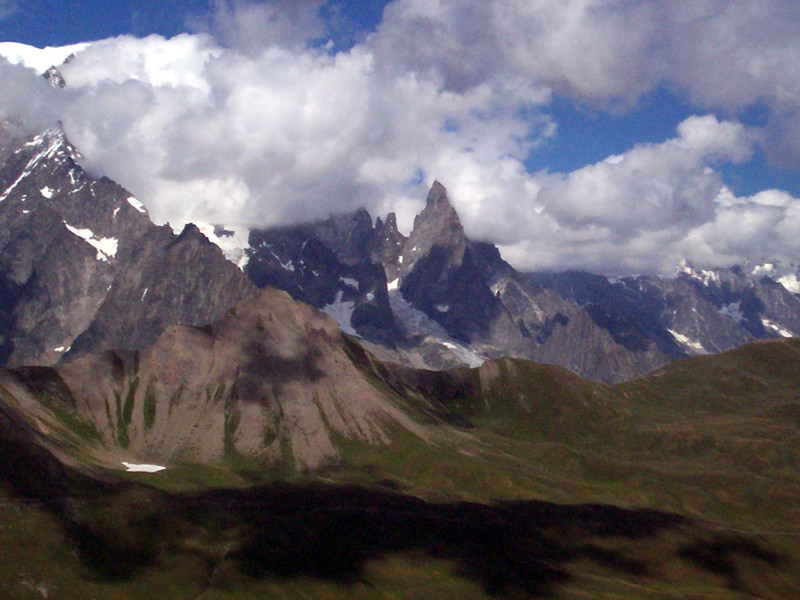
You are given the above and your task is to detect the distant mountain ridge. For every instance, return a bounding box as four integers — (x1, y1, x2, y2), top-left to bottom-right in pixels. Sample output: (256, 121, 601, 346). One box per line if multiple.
(2, 121, 800, 383)
(0, 123, 254, 367)
(243, 181, 800, 382)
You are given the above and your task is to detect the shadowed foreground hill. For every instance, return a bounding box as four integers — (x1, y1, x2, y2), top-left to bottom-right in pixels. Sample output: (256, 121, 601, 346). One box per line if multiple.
(1, 293, 800, 597)
(0, 287, 432, 475)
(361, 338, 800, 528)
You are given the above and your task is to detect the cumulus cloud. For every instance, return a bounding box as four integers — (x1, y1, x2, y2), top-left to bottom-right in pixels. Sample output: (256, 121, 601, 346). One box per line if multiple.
(5, 33, 545, 236)
(374, 0, 800, 151)
(201, 0, 328, 53)
(1, 0, 800, 277)
(375, 1, 800, 105)
(497, 117, 800, 275)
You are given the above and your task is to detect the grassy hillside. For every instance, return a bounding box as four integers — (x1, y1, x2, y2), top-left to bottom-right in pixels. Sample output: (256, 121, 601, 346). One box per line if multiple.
(1, 336, 800, 597)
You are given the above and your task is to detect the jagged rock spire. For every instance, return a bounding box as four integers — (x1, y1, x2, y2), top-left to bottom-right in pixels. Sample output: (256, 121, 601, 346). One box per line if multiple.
(426, 180, 450, 206)
(399, 181, 466, 276)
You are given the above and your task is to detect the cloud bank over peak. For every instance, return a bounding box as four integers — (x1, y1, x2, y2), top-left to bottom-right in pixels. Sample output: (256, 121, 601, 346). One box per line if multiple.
(0, 0, 799, 277)
(498, 116, 794, 275)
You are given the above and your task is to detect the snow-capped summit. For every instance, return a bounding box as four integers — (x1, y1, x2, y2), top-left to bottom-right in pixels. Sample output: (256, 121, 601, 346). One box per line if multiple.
(0, 41, 89, 74)
(0, 121, 254, 367)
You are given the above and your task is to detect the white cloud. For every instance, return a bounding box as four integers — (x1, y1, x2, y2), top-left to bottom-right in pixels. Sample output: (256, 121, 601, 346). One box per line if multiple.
(0, 33, 546, 236)
(374, 0, 800, 153)
(202, 0, 328, 53)
(494, 117, 800, 275)
(538, 115, 753, 234)
(1, 0, 800, 277)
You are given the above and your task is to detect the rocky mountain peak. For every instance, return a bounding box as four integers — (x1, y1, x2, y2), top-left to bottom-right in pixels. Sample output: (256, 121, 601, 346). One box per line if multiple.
(400, 182, 466, 275)
(0, 123, 255, 368)
(372, 211, 406, 280)
(426, 180, 450, 206)
(43, 65, 66, 88)
(312, 207, 376, 266)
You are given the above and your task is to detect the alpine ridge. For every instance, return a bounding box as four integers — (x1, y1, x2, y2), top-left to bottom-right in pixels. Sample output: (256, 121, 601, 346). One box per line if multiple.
(244, 181, 800, 383)
(0, 122, 255, 368)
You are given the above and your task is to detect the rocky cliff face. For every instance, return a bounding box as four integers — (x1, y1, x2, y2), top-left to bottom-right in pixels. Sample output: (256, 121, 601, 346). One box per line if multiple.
(244, 182, 672, 382)
(531, 261, 800, 364)
(3, 288, 430, 471)
(0, 124, 254, 367)
(244, 211, 399, 346)
(3, 123, 798, 384)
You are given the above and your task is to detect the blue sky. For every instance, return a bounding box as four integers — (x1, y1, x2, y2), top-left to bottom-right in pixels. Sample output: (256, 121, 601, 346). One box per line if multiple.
(1, 0, 800, 275)
(0, 1, 391, 49)
(3, 0, 793, 195)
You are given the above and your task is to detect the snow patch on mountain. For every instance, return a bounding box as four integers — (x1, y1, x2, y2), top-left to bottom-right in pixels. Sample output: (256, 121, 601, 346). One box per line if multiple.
(779, 273, 800, 294)
(389, 289, 484, 367)
(63, 222, 118, 261)
(322, 291, 357, 336)
(677, 260, 719, 286)
(761, 318, 794, 338)
(195, 222, 251, 270)
(121, 462, 166, 473)
(440, 341, 485, 368)
(1, 129, 71, 203)
(127, 196, 147, 214)
(668, 328, 708, 354)
(752, 263, 777, 277)
(40, 186, 53, 198)
(0, 41, 89, 73)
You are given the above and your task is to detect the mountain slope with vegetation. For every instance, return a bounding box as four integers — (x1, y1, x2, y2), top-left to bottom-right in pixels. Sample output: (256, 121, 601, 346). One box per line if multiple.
(1, 292, 799, 598)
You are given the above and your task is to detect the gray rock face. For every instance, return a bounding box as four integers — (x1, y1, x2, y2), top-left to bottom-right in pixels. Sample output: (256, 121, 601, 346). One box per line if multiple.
(0, 124, 254, 367)
(5, 125, 798, 385)
(244, 182, 671, 382)
(372, 212, 405, 282)
(530, 263, 800, 365)
(245, 210, 400, 346)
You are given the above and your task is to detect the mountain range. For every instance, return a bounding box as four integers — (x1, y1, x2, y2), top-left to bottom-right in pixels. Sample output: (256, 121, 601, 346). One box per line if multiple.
(244, 180, 800, 383)
(1, 121, 800, 597)
(4, 118, 800, 384)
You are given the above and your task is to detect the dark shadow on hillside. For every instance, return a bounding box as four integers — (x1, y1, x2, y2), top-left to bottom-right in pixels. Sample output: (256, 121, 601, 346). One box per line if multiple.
(0, 408, 789, 598)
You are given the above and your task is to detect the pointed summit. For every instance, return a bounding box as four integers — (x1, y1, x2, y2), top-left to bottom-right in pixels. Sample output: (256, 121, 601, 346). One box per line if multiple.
(399, 181, 466, 275)
(372, 211, 407, 281)
(426, 180, 450, 206)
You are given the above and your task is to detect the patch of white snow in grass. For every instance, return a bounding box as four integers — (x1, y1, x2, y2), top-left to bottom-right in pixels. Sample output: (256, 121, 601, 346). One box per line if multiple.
(122, 462, 166, 473)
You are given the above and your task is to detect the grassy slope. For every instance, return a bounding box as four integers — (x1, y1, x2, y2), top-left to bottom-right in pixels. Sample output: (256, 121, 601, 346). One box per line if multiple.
(1, 338, 800, 597)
